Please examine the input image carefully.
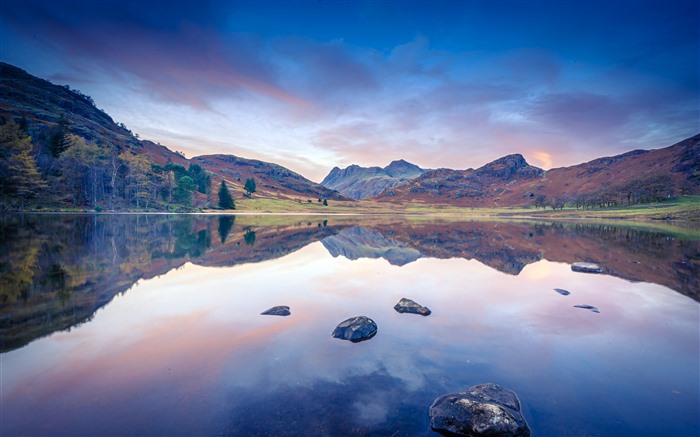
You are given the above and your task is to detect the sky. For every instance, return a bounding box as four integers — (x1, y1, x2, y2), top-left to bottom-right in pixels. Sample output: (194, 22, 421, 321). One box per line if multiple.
(1, 0, 698, 182)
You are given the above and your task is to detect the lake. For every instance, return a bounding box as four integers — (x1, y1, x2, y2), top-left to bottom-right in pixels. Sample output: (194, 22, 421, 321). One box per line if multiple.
(1, 214, 698, 436)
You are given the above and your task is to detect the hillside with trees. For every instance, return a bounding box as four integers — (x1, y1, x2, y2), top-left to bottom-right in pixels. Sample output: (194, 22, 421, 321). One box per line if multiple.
(0, 62, 343, 211)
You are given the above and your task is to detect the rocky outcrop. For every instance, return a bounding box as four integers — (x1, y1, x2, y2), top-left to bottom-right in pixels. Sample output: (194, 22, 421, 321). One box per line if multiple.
(429, 383, 531, 437)
(331, 316, 377, 342)
(473, 154, 544, 181)
(393, 298, 431, 316)
(260, 306, 291, 316)
(571, 262, 603, 273)
(553, 288, 571, 296)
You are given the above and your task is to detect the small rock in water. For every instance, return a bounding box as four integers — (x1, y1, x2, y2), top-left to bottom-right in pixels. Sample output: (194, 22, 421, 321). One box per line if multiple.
(332, 316, 377, 342)
(429, 383, 531, 437)
(574, 304, 600, 313)
(553, 288, 571, 296)
(260, 306, 291, 316)
(571, 262, 602, 273)
(394, 297, 431, 316)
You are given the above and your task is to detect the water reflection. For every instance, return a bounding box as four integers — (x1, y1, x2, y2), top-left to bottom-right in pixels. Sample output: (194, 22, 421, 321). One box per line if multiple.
(1, 214, 698, 354)
(1, 214, 698, 436)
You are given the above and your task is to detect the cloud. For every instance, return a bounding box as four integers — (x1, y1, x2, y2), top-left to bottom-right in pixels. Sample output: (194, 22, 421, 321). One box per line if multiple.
(2, 0, 697, 180)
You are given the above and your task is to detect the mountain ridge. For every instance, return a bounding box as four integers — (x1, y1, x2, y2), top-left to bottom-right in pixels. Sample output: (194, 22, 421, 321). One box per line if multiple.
(375, 136, 699, 206)
(321, 159, 426, 199)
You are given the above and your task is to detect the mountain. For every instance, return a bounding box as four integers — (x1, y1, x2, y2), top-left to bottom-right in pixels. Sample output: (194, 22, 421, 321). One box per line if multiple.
(376, 136, 700, 207)
(0, 62, 344, 210)
(5, 214, 696, 352)
(321, 159, 425, 199)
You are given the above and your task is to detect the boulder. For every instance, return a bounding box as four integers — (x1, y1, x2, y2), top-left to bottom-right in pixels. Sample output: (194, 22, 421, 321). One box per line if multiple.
(571, 262, 602, 273)
(394, 297, 431, 316)
(553, 288, 571, 296)
(261, 306, 291, 316)
(574, 304, 600, 313)
(332, 316, 377, 342)
(430, 383, 531, 437)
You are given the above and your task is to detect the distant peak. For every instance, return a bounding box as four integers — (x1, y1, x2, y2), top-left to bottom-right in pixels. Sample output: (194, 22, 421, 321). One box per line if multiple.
(388, 159, 409, 165)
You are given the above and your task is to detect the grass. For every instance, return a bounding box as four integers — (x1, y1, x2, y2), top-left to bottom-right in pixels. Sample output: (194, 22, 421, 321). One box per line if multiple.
(224, 195, 700, 220)
(198, 196, 700, 238)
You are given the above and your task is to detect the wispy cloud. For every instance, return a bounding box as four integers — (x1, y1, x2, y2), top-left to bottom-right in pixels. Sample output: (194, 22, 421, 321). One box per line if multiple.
(2, 0, 697, 181)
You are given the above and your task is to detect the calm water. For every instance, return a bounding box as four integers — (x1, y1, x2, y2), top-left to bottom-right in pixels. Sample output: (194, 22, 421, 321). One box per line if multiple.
(1, 214, 698, 436)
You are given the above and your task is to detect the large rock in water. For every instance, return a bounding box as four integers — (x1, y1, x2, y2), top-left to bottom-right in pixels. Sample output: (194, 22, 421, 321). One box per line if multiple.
(261, 306, 291, 316)
(571, 262, 602, 273)
(331, 316, 377, 342)
(429, 383, 531, 437)
(394, 298, 431, 316)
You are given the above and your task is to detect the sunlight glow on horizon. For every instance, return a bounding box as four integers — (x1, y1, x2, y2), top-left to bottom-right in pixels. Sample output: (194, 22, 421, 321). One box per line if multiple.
(1, 0, 697, 181)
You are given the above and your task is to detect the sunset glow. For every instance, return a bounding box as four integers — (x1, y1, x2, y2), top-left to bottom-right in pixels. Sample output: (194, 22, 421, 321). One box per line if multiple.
(1, 0, 697, 181)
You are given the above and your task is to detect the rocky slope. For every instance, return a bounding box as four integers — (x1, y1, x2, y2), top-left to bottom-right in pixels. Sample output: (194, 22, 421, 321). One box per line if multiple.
(321, 159, 425, 199)
(376, 136, 700, 207)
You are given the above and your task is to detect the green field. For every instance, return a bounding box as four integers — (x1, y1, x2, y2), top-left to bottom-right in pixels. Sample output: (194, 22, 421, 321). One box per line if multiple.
(223, 195, 700, 221)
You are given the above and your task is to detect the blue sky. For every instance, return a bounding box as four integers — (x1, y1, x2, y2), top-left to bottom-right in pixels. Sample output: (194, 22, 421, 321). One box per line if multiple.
(1, 0, 697, 181)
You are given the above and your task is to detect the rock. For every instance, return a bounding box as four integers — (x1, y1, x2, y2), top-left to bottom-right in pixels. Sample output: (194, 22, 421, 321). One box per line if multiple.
(574, 304, 600, 313)
(553, 288, 571, 296)
(261, 306, 291, 316)
(571, 262, 602, 273)
(394, 297, 431, 316)
(331, 316, 377, 342)
(430, 383, 531, 437)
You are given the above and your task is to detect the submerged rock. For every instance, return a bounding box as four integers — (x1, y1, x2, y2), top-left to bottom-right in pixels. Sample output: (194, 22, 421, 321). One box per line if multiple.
(571, 262, 602, 273)
(430, 383, 531, 437)
(394, 297, 432, 316)
(574, 304, 600, 313)
(261, 306, 291, 316)
(553, 288, 571, 296)
(332, 316, 377, 342)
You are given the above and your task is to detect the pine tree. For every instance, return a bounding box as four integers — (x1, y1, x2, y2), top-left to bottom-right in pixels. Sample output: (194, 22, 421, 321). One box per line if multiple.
(244, 177, 256, 196)
(218, 180, 235, 209)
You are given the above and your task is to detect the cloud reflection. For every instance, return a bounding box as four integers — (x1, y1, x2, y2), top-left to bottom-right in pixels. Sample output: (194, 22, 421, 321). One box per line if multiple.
(3, 241, 698, 435)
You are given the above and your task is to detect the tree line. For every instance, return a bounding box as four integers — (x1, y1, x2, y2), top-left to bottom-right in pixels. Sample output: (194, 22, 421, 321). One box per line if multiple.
(0, 117, 258, 211)
(531, 174, 685, 210)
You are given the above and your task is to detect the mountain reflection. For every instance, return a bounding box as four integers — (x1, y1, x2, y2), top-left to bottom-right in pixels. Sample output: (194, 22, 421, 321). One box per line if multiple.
(1, 214, 697, 353)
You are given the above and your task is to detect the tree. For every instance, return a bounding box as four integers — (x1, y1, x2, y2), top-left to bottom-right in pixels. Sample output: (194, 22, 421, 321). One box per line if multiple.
(174, 175, 196, 208)
(218, 180, 235, 210)
(244, 177, 256, 196)
(534, 194, 547, 209)
(47, 115, 71, 158)
(323, 198, 328, 206)
(188, 163, 210, 194)
(0, 120, 46, 209)
(119, 151, 153, 209)
(60, 135, 109, 208)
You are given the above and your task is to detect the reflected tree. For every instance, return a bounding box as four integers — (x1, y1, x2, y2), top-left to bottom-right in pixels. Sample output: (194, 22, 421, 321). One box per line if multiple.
(218, 216, 235, 244)
(244, 229, 256, 246)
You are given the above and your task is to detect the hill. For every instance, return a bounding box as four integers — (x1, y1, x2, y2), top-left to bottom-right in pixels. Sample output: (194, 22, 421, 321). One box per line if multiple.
(0, 62, 344, 211)
(375, 136, 700, 208)
(321, 159, 425, 199)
